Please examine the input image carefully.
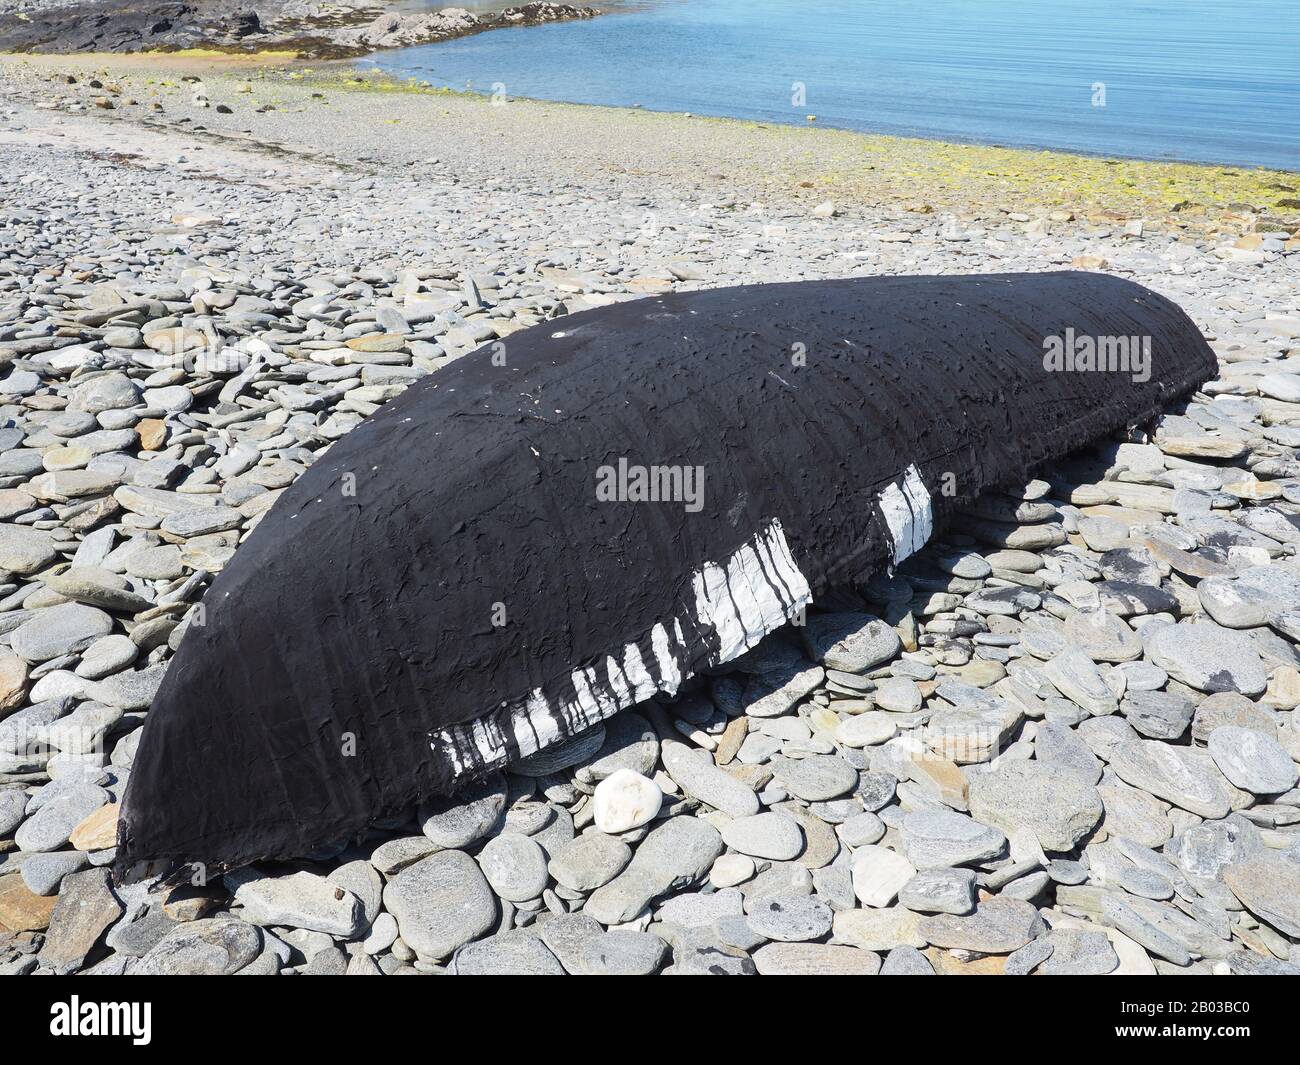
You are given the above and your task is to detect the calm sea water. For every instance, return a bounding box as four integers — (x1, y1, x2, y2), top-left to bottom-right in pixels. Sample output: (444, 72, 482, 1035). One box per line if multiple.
(371, 0, 1300, 170)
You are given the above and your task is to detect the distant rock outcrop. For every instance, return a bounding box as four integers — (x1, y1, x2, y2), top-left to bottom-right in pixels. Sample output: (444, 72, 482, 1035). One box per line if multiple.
(0, 1, 600, 58)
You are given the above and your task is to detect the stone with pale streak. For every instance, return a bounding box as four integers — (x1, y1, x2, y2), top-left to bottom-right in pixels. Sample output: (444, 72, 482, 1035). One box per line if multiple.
(851, 845, 916, 907)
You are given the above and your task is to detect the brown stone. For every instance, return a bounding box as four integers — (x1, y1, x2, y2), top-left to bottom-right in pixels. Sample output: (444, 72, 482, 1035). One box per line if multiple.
(907, 755, 969, 810)
(926, 947, 1008, 975)
(774, 800, 838, 869)
(162, 883, 222, 922)
(346, 333, 406, 353)
(723, 762, 772, 792)
(1139, 536, 1234, 580)
(137, 418, 167, 451)
(714, 715, 748, 765)
(1155, 434, 1249, 460)
(1263, 667, 1300, 710)
(65, 495, 122, 534)
(0, 653, 28, 714)
(0, 874, 57, 932)
(70, 802, 120, 851)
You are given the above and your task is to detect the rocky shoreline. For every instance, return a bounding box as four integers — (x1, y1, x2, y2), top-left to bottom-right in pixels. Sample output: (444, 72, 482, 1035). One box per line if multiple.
(0, 1, 601, 59)
(0, 56, 1299, 976)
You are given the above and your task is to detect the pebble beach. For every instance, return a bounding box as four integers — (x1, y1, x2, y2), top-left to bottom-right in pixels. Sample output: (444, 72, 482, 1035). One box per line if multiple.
(1, 52, 1299, 977)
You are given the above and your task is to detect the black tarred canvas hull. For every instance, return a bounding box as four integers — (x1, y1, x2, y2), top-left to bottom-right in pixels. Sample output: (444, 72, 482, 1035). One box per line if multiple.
(116, 271, 1217, 874)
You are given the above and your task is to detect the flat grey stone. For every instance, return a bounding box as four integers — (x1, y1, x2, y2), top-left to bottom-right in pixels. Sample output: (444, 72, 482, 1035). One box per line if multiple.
(803, 612, 900, 673)
(856, 770, 897, 811)
(1198, 575, 1282, 628)
(920, 897, 1044, 953)
(383, 850, 498, 962)
(1169, 817, 1262, 879)
(135, 915, 262, 972)
(770, 753, 857, 801)
(1191, 692, 1278, 743)
(1078, 715, 1139, 762)
(585, 816, 723, 925)
(811, 864, 856, 912)
(746, 894, 833, 942)
(1107, 739, 1231, 818)
(14, 786, 107, 852)
(69, 372, 141, 413)
(741, 664, 825, 718)
(657, 887, 743, 927)
(76, 634, 140, 680)
(1123, 690, 1195, 740)
(326, 860, 383, 927)
(1004, 935, 1053, 975)
(874, 677, 922, 713)
(510, 723, 606, 776)
(369, 835, 438, 876)
(898, 867, 977, 914)
(837, 811, 885, 847)
(571, 929, 668, 975)
(1116, 864, 1174, 900)
(752, 942, 880, 975)
(105, 905, 178, 958)
(1114, 660, 1168, 692)
(879, 945, 935, 974)
(966, 586, 1039, 615)
(720, 812, 804, 860)
(83, 665, 166, 710)
(228, 868, 365, 937)
(661, 740, 759, 816)
(715, 912, 768, 950)
(477, 831, 550, 902)
(1034, 721, 1103, 783)
(1101, 894, 1191, 965)
(1147, 622, 1267, 696)
(1042, 646, 1118, 715)
(1038, 928, 1119, 974)
(37, 867, 123, 974)
(301, 945, 347, 975)
(45, 700, 122, 753)
(1223, 856, 1300, 937)
(451, 930, 565, 975)
(10, 603, 113, 662)
(536, 912, 603, 973)
(573, 712, 658, 782)
(547, 831, 631, 891)
(1223, 951, 1300, 977)
(1207, 726, 1298, 794)
(19, 849, 89, 895)
(1063, 610, 1142, 662)
(901, 809, 1006, 869)
(1098, 781, 1172, 849)
(661, 926, 756, 975)
(967, 760, 1103, 852)
(833, 906, 927, 951)
(418, 773, 507, 847)
(0, 787, 26, 837)
(0, 524, 58, 576)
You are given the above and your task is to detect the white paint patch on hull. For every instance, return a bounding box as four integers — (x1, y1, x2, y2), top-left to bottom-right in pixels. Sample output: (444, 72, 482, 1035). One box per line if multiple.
(431, 517, 812, 775)
(878, 463, 933, 565)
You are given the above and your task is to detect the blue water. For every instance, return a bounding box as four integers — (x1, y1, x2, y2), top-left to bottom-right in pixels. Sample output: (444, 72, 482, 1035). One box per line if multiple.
(372, 0, 1300, 170)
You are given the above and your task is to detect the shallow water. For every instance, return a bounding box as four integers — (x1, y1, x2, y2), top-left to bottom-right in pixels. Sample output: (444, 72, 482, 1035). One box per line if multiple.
(373, 0, 1300, 170)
